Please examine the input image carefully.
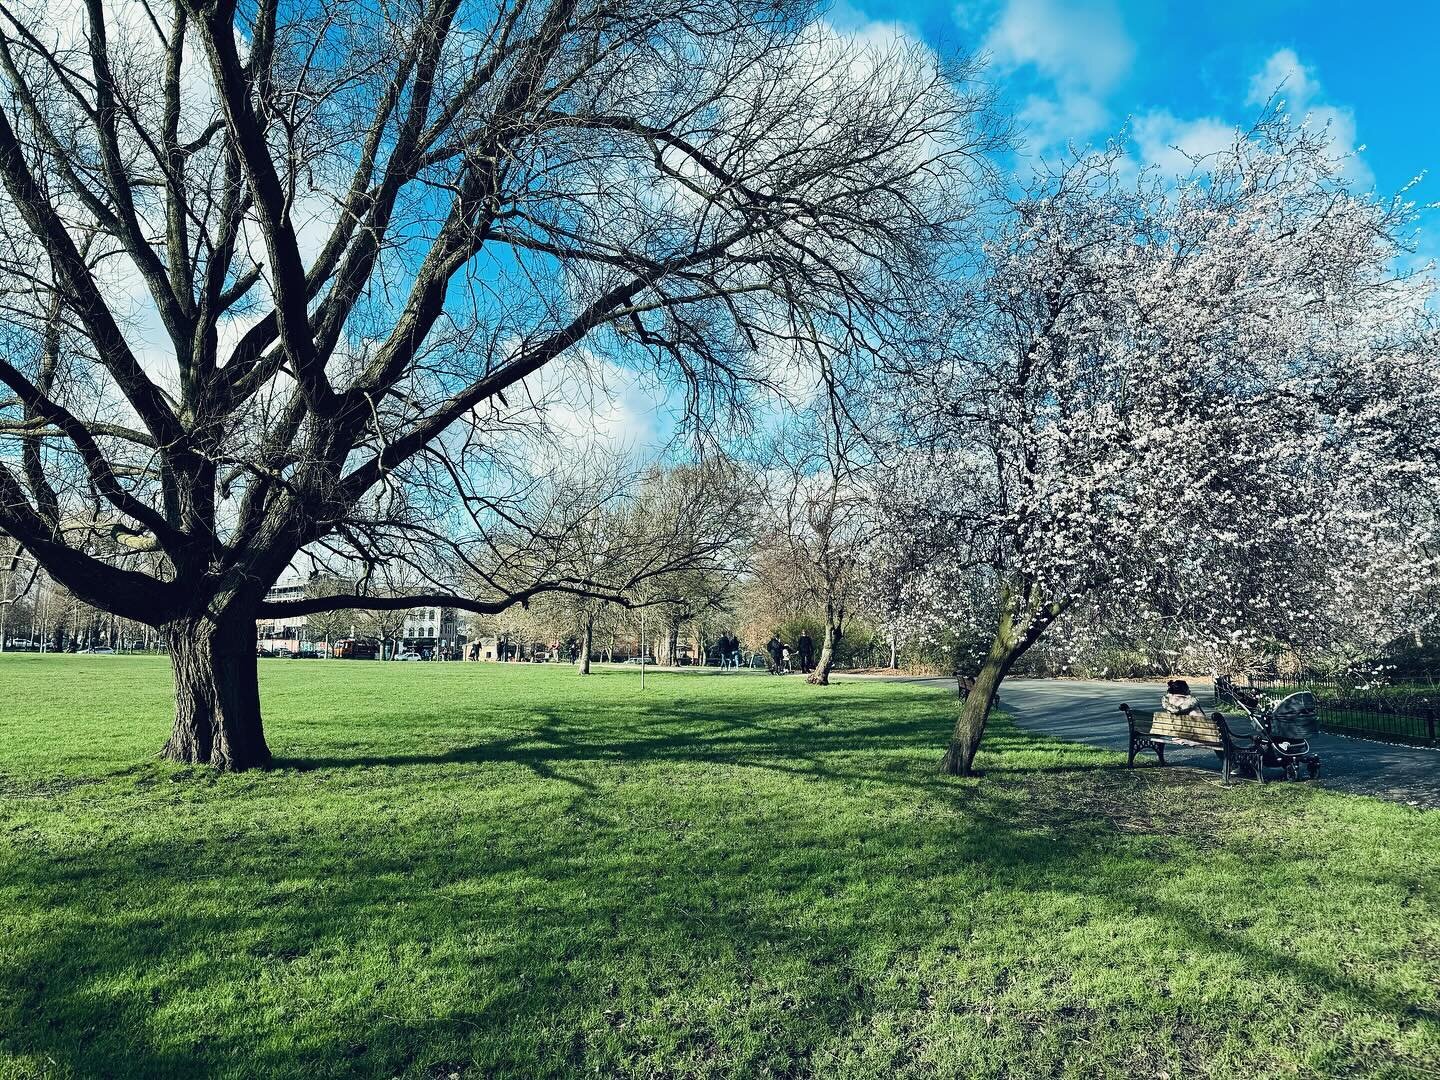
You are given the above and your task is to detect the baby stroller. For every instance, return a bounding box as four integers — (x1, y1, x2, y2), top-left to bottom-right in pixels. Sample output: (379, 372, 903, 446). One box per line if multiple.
(1226, 688, 1322, 781)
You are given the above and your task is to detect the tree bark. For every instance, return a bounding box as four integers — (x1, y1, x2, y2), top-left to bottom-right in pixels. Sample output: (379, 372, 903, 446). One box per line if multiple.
(940, 644, 1010, 776)
(162, 610, 271, 770)
(807, 593, 843, 685)
(807, 622, 839, 685)
(940, 589, 1061, 777)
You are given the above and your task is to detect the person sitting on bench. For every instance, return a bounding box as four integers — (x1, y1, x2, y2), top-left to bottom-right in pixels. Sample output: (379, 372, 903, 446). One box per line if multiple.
(1160, 679, 1205, 716)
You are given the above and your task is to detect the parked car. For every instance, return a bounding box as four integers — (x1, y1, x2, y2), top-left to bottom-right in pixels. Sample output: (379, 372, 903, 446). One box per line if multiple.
(395, 650, 423, 661)
(333, 638, 379, 660)
(82, 646, 115, 654)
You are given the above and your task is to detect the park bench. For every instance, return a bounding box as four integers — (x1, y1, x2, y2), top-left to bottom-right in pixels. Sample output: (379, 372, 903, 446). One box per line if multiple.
(1118, 703, 1265, 784)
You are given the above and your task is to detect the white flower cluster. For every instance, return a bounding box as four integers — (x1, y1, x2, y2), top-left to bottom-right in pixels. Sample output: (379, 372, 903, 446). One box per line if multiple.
(870, 117, 1439, 674)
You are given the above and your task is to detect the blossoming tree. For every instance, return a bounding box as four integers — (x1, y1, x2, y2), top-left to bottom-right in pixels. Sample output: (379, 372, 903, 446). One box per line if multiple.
(878, 119, 1439, 776)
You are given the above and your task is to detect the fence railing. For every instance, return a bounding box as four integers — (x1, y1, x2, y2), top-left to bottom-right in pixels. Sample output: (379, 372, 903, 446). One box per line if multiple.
(1213, 675, 1439, 745)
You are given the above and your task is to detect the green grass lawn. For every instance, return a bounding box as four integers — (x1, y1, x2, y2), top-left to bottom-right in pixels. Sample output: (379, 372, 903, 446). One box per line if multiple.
(1, 656, 1437, 1079)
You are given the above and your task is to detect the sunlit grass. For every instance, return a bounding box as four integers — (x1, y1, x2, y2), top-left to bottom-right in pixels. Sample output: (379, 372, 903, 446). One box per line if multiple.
(1, 655, 1437, 1078)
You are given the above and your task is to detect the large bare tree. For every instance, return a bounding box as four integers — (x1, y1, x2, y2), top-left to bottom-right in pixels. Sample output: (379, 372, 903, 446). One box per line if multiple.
(0, 0, 996, 767)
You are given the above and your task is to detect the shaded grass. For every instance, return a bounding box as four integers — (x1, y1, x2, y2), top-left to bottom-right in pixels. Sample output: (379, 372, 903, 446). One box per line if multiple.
(1, 655, 1438, 1079)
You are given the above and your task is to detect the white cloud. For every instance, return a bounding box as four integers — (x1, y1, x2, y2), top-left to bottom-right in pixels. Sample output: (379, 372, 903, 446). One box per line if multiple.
(824, 0, 923, 40)
(1246, 48, 1320, 111)
(1245, 49, 1372, 188)
(1131, 111, 1235, 175)
(1019, 92, 1111, 152)
(1121, 51, 1371, 188)
(516, 348, 671, 459)
(984, 0, 1133, 92)
(978, 0, 1135, 150)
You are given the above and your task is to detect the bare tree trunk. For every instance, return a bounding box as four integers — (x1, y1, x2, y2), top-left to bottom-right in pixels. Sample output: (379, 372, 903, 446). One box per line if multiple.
(162, 610, 271, 770)
(578, 615, 593, 675)
(940, 592, 1054, 777)
(940, 646, 1009, 776)
(808, 622, 839, 685)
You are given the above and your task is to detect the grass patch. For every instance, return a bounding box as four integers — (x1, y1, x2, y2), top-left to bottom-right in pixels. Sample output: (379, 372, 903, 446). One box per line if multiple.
(1, 655, 1438, 1079)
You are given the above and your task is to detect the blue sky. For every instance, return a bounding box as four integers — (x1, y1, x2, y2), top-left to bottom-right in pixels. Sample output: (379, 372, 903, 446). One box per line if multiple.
(832, 0, 1440, 256)
(522, 0, 1440, 454)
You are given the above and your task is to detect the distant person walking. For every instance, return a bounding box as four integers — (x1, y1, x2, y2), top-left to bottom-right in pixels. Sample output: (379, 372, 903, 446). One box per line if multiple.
(797, 632, 814, 674)
(766, 634, 783, 674)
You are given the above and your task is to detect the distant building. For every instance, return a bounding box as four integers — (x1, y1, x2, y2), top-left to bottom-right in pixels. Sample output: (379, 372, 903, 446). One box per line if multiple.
(469, 635, 502, 661)
(401, 605, 458, 654)
(469, 635, 531, 661)
(255, 573, 460, 656)
(256, 577, 312, 653)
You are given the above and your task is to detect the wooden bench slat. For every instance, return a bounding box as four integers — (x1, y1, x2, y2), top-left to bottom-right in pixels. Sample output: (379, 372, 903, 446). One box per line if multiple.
(1136, 711, 1221, 746)
(1120, 701, 1279, 785)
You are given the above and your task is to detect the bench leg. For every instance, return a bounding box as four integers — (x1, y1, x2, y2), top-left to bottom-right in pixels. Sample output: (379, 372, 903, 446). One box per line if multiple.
(1128, 735, 1166, 768)
(1225, 746, 1265, 784)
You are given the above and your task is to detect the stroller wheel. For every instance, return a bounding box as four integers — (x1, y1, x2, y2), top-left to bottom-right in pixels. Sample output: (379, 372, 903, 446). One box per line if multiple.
(1284, 761, 1299, 781)
(1307, 762, 1320, 780)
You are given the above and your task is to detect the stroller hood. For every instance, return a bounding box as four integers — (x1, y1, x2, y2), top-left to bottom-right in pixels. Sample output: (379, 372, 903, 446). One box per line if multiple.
(1270, 692, 1320, 740)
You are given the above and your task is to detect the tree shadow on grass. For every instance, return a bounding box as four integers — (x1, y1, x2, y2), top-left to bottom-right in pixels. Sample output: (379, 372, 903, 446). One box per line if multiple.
(7, 686, 1437, 1078)
(272, 681, 1128, 774)
(271, 697, 954, 782)
(7, 834, 1435, 1078)
(6, 745, 1438, 1077)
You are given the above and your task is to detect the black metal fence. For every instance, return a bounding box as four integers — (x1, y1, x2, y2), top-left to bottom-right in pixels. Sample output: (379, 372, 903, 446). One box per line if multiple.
(1213, 675, 1439, 745)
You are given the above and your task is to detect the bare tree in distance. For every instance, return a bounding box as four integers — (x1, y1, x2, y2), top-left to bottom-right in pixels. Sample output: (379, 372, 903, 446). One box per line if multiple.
(0, 0, 1000, 767)
(755, 403, 876, 684)
(455, 458, 749, 672)
(0, 535, 38, 649)
(300, 573, 361, 656)
(624, 462, 748, 665)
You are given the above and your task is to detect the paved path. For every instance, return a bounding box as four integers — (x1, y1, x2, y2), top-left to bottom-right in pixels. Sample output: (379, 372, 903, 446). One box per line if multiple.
(847, 675, 1440, 809)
